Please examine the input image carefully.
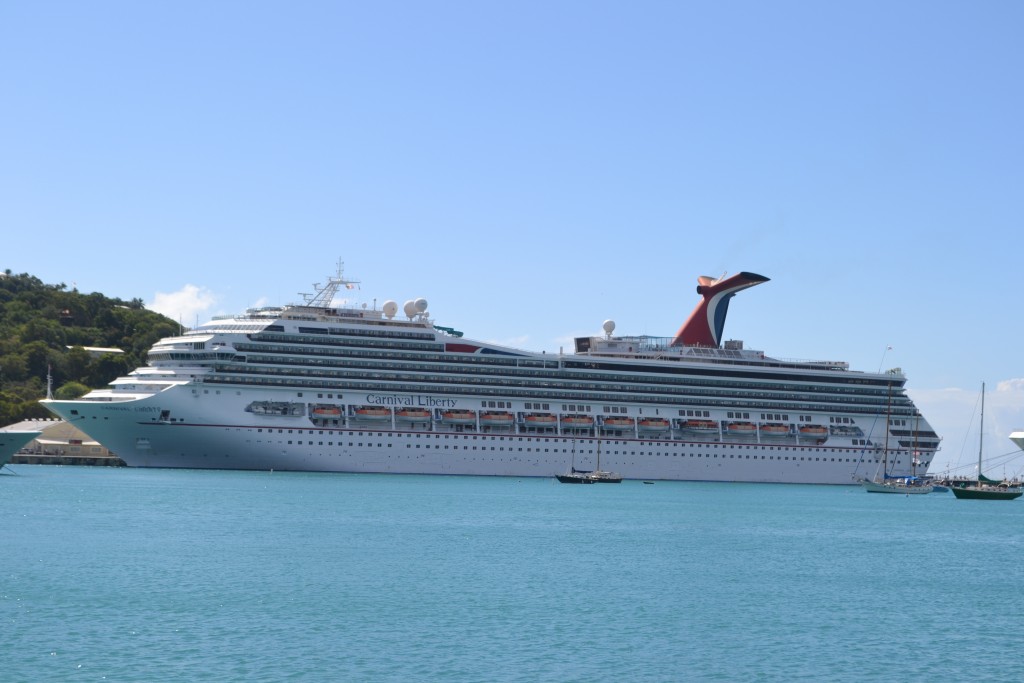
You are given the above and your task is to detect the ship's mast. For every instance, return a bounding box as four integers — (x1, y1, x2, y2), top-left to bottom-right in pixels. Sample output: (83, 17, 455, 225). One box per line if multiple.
(299, 259, 360, 309)
(977, 382, 985, 482)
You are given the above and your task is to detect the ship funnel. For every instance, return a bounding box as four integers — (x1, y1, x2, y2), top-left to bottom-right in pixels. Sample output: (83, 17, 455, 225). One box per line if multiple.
(670, 271, 769, 347)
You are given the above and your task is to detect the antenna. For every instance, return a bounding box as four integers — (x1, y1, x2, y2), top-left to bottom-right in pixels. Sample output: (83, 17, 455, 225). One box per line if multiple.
(301, 259, 360, 308)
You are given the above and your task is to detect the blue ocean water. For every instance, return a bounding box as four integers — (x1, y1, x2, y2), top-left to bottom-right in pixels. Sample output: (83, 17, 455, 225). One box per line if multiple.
(2, 466, 1022, 682)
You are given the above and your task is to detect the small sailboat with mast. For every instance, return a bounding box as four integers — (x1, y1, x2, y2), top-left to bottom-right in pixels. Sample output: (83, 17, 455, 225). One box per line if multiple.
(951, 383, 1023, 501)
(556, 438, 622, 484)
(861, 376, 931, 494)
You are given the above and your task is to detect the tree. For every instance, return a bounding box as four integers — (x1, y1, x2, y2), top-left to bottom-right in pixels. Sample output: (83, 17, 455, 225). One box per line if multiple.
(86, 353, 129, 388)
(55, 381, 90, 399)
(63, 346, 93, 384)
(0, 272, 177, 423)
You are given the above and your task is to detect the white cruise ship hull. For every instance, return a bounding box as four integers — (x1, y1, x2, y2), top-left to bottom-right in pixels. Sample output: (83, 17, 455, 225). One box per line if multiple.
(43, 386, 918, 485)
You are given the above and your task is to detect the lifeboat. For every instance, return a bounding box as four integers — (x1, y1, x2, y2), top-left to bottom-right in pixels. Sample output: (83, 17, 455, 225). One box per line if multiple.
(725, 421, 757, 436)
(637, 417, 671, 432)
(759, 423, 791, 438)
(798, 425, 828, 439)
(603, 417, 635, 429)
(441, 410, 476, 425)
(681, 419, 719, 434)
(560, 414, 594, 428)
(311, 406, 342, 418)
(523, 413, 557, 428)
(480, 411, 515, 426)
(396, 408, 431, 422)
(353, 406, 391, 421)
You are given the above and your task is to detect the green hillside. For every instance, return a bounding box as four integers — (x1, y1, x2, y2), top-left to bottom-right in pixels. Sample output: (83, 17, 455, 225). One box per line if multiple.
(0, 270, 179, 425)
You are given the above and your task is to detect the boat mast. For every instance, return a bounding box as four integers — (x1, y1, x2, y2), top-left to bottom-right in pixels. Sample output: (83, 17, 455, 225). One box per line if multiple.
(977, 382, 985, 483)
(880, 379, 893, 480)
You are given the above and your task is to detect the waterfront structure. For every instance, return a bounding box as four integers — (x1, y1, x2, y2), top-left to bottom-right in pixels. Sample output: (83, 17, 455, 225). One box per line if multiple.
(42, 267, 940, 484)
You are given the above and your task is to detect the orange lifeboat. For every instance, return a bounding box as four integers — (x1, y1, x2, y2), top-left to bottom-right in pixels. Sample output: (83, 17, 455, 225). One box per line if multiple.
(396, 408, 431, 422)
(441, 410, 476, 425)
(637, 417, 671, 432)
(480, 411, 515, 426)
(603, 417, 635, 429)
(353, 406, 391, 421)
(524, 413, 557, 428)
(799, 425, 828, 439)
(759, 423, 791, 438)
(725, 421, 757, 436)
(560, 414, 594, 428)
(311, 406, 342, 418)
(682, 419, 718, 434)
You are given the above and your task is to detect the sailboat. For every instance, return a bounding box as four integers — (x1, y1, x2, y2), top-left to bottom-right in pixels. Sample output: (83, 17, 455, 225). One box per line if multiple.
(951, 383, 1023, 501)
(555, 439, 622, 484)
(556, 440, 595, 484)
(588, 439, 622, 483)
(861, 475, 932, 495)
(862, 379, 932, 494)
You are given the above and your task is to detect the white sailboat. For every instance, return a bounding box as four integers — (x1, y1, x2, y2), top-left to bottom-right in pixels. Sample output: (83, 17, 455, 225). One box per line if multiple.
(862, 379, 931, 494)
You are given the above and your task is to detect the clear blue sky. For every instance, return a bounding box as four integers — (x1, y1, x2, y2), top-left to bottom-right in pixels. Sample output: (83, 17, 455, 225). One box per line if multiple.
(3, 1, 1023, 476)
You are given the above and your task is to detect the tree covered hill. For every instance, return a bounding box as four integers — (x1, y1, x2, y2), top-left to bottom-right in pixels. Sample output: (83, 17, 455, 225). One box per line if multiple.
(0, 270, 179, 424)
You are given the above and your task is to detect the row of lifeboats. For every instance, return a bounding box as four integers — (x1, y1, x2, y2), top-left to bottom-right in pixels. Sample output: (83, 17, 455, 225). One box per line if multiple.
(718, 421, 829, 439)
(310, 406, 829, 439)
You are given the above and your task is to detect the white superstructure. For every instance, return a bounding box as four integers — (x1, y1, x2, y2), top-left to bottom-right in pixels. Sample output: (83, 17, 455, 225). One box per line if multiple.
(41, 267, 940, 484)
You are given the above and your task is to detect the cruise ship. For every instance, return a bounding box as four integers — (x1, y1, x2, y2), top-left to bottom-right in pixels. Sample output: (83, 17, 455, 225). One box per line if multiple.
(1, 429, 41, 468)
(41, 268, 940, 484)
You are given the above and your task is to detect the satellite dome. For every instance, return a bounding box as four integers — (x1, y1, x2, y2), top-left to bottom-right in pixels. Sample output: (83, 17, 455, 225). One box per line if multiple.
(603, 320, 616, 336)
(414, 298, 428, 313)
(383, 301, 398, 319)
(403, 300, 417, 318)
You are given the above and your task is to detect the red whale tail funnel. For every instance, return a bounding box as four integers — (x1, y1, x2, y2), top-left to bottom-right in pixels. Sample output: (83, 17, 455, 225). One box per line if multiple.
(670, 272, 769, 348)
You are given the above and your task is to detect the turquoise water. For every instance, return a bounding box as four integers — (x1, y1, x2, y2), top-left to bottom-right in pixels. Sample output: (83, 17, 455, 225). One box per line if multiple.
(3, 466, 1023, 682)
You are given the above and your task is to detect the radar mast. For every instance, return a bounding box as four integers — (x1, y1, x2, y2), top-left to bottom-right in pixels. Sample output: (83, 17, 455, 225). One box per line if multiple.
(299, 259, 360, 309)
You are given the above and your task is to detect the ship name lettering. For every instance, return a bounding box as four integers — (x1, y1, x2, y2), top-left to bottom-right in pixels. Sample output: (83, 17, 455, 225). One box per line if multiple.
(365, 394, 455, 408)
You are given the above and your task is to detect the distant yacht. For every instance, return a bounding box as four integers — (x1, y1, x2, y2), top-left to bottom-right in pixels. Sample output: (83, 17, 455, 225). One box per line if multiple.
(42, 264, 940, 484)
